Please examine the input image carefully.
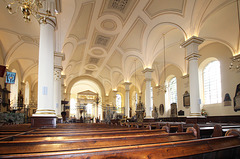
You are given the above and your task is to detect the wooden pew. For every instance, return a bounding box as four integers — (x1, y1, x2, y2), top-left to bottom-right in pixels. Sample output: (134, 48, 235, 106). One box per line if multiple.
(125, 121, 183, 133)
(29, 126, 147, 133)
(121, 121, 240, 139)
(1, 129, 167, 141)
(197, 124, 240, 138)
(0, 129, 239, 159)
(0, 127, 197, 155)
(0, 124, 34, 139)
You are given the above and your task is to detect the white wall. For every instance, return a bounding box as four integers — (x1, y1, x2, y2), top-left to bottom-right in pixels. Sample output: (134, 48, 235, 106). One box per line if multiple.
(198, 42, 240, 116)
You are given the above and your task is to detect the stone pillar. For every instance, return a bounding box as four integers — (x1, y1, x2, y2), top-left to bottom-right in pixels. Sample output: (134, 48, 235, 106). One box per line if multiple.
(31, 18, 57, 128)
(142, 68, 154, 118)
(181, 36, 205, 121)
(54, 52, 65, 122)
(124, 82, 131, 117)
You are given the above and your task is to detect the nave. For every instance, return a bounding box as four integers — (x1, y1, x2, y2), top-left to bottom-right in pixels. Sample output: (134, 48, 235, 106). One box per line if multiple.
(0, 121, 240, 158)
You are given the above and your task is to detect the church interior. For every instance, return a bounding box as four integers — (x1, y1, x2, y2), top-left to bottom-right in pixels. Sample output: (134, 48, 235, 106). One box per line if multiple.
(0, 0, 240, 158)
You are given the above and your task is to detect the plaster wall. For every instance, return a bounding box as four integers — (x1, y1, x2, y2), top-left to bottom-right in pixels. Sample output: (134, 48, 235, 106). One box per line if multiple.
(198, 43, 240, 116)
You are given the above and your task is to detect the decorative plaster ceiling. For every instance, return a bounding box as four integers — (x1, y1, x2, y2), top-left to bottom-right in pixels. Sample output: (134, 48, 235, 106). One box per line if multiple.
(0, 0, 238, 94)
(144, 0, 186, 18)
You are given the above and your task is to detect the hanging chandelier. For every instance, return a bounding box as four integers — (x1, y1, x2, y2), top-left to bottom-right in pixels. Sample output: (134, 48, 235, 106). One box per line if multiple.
(132, 59, 138, 104)
(158, 33, 167, 93)
(3, 0, 60, 22)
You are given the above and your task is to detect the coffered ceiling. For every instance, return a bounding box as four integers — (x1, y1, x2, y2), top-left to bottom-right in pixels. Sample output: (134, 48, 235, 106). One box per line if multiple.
(0, 0, 239, 95)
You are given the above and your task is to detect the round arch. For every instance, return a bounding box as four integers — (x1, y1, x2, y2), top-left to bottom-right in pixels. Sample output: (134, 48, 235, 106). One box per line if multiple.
(145, 23, 186, 71)
(66, 75, 106, 103)
(146, 22, 187, 42)
(199, 39, 235, 56)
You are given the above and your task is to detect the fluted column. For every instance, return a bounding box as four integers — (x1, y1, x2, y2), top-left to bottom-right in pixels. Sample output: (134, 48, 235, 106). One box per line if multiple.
(124, 82, 131, 117)
(181, 36, 204, 117)
(54, 52, 65, 119)
(142, 68, 154, 118)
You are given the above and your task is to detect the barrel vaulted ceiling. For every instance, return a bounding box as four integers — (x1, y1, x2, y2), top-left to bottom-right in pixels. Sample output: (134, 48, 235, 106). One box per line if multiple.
(0, 0, 239, 95)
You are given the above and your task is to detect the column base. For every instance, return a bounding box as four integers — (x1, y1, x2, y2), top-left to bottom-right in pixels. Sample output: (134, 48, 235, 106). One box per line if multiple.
(189, 112, 202, 116)
(186, 116, 206, 124)
(57, 117, 63, 123)
(31, 116, 57, 128)
(144, 116, 154, 119)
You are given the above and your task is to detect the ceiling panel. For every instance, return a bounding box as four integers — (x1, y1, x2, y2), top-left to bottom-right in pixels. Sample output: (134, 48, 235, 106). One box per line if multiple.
(69, 2, 94, 41)
(144, 0, 185, 18)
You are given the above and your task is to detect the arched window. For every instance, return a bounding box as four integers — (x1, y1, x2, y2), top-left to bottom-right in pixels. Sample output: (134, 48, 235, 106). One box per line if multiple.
(165, 76, 178, 116)
(10, 69, 18, 109)
(203, 61, 222, 104)
(116, 94, 121, 113)
(169, 77, 177, 104)
(25, 81, 30, 106)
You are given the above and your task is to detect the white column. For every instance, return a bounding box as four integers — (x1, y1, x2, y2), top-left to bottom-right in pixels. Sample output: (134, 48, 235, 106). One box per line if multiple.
(54, 52, 65, 119)
(142, 68, 154, 118)
(33, 18, 56, 117)
(181, 36, 204, 116)
(124, 82, 131, 117)
(54, 67, 61, 117)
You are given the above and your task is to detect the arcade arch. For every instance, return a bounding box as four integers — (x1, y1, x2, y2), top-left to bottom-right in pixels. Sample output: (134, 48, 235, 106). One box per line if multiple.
(66, 76, 106, 120)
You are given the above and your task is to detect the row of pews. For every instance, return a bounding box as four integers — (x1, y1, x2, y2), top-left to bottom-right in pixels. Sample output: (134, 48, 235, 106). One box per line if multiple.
(0, 122, 240, 158)
(120, 121, 240, 137)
